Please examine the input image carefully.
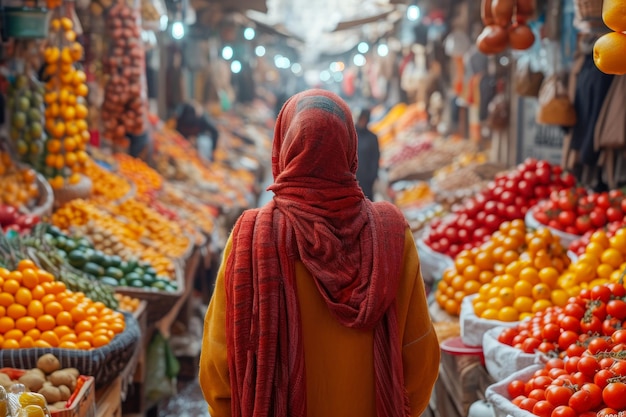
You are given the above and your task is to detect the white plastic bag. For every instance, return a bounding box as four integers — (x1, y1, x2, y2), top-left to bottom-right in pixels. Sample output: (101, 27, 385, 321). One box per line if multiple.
(485, 365, 543, 417)
(460, 295, 519, 347)
(416, 237, 454, 287)
(483, 327, 544, 382)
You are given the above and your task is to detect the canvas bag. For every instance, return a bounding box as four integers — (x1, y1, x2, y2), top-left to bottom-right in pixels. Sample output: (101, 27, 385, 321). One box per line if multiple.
(594, 75, 626, 150)
(536, 74, 577, 127)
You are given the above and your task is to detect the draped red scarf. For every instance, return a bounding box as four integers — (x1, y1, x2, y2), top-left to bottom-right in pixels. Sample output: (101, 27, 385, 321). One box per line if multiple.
(225, 89, 409, 417)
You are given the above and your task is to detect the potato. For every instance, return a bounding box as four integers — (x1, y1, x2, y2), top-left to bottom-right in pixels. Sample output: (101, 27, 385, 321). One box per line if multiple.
(38, 386, 62, 404)
(18, 372, 45, 392)
(64, 368, 80, 379)
(0, 374, 12, 388)
(48, 370, 77, 391)
(51, 401, 68, 410)
(58, 385, 71, 401)
(37, 354, 61, 374)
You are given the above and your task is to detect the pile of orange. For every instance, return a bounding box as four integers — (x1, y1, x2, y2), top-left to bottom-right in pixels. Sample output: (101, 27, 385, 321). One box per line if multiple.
(114, 294, 141, 313)
(557, 228, 626, 293)
(0, 259, 125, 350)
(435, 220, 571, 318)
(83, 159, 131, 202)
(594, 0, 626, 75)
(52, 199, 176, 278)
(0, 152, 39, 206)
(103, 198, 191, 258)
(113, 154, 163, 197)
(42, 16, 90, 189)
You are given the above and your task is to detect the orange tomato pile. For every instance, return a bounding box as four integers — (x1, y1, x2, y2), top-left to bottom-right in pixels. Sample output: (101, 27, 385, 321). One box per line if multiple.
(83, 159, 131, 202)
(51, 199, 176, 278)
(0, 260, 125, 350)
(103, 198, 191, 258)
(435, 220, 571, 318)
(0, 152, 39, 206)
(113, 153, 163, 197)
(557, 228, 626, 293)
(42, 16, 90, 189)
(113, 294, 141, 313)
(594, 0, 626, 75)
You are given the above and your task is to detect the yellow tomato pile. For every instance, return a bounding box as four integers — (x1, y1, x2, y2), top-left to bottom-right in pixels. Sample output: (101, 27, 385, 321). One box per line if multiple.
(558, 229, 626, 293)
(104, 199, 190, 258)
(113, 294, 141, 313)
(0, 260, 125, 350)
(0, 152, 39, 206)
(51, 199, 176, 278)
(435, 220, 571, 318)
(83, 159, 131, 202)
(114, 153, 163, 197)
(42, 16, 90, 189)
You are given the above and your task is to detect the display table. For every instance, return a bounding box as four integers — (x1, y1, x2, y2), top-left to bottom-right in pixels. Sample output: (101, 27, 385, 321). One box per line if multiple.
(96, 376, 123, 417)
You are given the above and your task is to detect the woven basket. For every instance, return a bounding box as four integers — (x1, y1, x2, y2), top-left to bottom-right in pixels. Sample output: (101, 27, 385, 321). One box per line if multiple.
(0, 312, 140, 389)
(25, 173, 54, 219)
(115, 261, 185, 323)
(574, 0, 603, 21)
(53, 175, 93, 209)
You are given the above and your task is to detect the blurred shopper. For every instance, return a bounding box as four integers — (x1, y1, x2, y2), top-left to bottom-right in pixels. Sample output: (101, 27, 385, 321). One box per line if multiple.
(175, 102, 219, 161)
(199, 89, 440, 417)
(355, 108, 381, 200)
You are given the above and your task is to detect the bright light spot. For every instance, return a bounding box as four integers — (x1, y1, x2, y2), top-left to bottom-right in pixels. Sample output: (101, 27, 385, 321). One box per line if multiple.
(160, 15, 169, 31)
(407, 5, 421, 21)
(353, 54, 366, 67)
(357, 42, 369, 54)
(243, 27, 256, 40)
(255, 45, 266, 57)
(377, 44, 389, 57)
(329, 61, 345, 72)
(221, 46, 234, 60)
(231, 60, 242, 73)
(291, 63, 302, 74)
(320, 70, 331, 82)
(499, 56, 510, 66)
(333, 72, 343, 82)
(171, 21, 184, 40)
(274, 55, 291, 69)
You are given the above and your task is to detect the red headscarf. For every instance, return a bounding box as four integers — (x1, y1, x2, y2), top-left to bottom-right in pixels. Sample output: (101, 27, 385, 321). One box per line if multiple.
(225, 89, 409, 417)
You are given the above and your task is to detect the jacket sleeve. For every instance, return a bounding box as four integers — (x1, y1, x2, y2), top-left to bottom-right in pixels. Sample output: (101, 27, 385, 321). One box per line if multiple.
(198, 236, 233, 417)
(397, 229, 440, 416)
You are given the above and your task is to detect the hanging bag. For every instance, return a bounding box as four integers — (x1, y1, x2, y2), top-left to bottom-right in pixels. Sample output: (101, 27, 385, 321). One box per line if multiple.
(514, 57, 545, 97)
(536, 74, 577, 126)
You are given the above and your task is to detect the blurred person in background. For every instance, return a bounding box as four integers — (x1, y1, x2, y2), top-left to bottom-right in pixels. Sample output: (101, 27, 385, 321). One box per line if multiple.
(199, 88, 439, 417)
(355, 108, 381, 201)
(175, 101, 219, 161)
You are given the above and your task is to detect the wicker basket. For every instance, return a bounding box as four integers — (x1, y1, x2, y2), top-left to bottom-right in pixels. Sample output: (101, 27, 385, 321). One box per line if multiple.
(0, 312, 140, 389)
(115, 261, 185, 323)
(25, 173, 54, 219)
(53, 175, 93, 209)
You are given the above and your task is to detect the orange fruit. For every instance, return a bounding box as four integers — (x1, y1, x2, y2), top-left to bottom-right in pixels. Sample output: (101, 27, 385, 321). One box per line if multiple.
(75, 320, 92, 334)
(15, 288, 33, 306)
(36, 270, 54, 283)
(59, 341, 78, 349)
(41, 294, 55, 305)
(21, 269, 39, 289)
(30, 285, 45, 300)
(513, 296, 534, 313)
(44, 301, 63, 317)
(92, 334, 110, 348)
(0, 306, 5, 318)
(4, 329, 24, 341)
(33, 340, 52, 348)
(56, 311, 73, 327)
(19, 336, 34, 348)
(0, 316, 14, 333)
(109, 321, 125, 334)
(40, 330, 59, 347)
(0, 293, 14, 308)
(76, 340, 91, 350)
(538, 267, 559, 288)
(70, 307, 86, 322)
(481, 308, 499, 320)
(53, 325, 73, 338)
(16, 316, 36, 332)
(36, 314, 56, 331)
(25, 328, 41, 340)
(603, 0, 626, 32)
(602, 248, 624, 269)
(7, 304, 26, 320)
(27, 300, 44, 318)
(17, 260, 36, 271)
(60, 333, 78, 343)
(0, 268, 9, 279)
(3, 279, 20, 294)
(498, 306, 519, 322)
(77, 331, 93, 343)
(2, 339, 20, 349)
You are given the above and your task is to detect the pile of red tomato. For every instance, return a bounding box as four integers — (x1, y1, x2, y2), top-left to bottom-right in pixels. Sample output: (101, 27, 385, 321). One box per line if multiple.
(533, 188, 626, 236)
(424, 158, 575, 258)
(499, 282, 626, 416)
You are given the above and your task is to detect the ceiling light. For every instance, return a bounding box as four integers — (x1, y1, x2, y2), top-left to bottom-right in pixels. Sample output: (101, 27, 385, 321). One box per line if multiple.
(407, 5, 421, 21)
(231, 60, 242, 73)
(353, 54, 366, 67)
(377, 44, 389, 57)
(255, 45, 266, 57)
(171, 21, 184, 40)
(357, 42, 369, 54)
(243, 28, 256, 40)
(221, 46, 234, 60)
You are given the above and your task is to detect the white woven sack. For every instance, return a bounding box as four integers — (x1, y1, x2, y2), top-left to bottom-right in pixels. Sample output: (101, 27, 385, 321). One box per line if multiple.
(485, 364, 543, 417)
(416, 237, 454, 287)
(460, 295, 519, 347)
(525, 204, 581, 249)
(483, 327, 544, 382)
